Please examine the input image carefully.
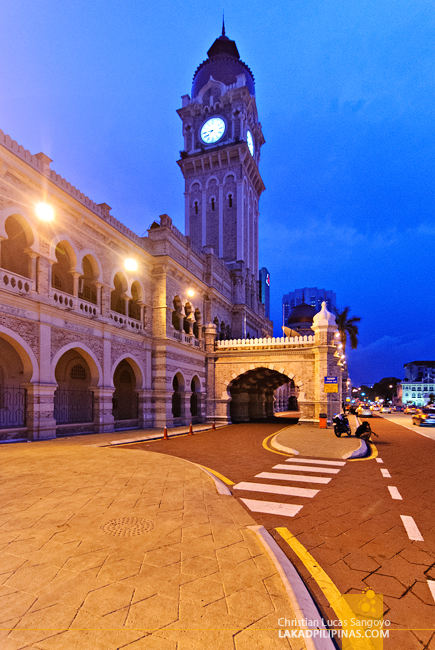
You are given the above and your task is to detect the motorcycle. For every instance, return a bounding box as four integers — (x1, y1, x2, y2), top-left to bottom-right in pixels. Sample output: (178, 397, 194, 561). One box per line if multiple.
(332, 413, 352, 437)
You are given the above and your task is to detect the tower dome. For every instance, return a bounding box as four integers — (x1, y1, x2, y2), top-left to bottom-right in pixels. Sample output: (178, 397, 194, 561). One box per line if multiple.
(192, 23, 255, 98)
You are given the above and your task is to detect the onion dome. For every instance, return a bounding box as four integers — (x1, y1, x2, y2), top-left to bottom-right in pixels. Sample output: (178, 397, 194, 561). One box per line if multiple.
(312, 301, 337, 329)
(192, 23, 255, 98)
(287, 302, 317, 325)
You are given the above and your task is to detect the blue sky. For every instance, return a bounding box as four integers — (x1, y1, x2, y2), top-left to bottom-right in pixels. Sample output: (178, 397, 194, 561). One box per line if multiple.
(1, 0, 434, 385)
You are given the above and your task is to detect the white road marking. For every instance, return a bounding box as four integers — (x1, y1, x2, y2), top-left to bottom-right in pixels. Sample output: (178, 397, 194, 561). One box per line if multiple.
(257, 471, 332, 484)
(428, 580, 435, 603)
(285, 458, 346, 466)
(381, 468, 391, 478)
(376, 458, 384, 463)
(240, 498, 303, 517)
(400, 515, 424, 541)
(233, 481, 319, 498)
(283, 464, 340, 474)
(387, 486, 402, 500)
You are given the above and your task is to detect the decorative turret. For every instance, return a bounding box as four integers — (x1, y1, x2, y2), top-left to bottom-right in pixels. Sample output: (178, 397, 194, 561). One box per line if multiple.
(191, 23, 255, 98)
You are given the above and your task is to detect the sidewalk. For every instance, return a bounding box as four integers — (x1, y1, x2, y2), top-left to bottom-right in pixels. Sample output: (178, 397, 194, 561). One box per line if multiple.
(0, 430, 307, 650)
(273, 420, 364, 459)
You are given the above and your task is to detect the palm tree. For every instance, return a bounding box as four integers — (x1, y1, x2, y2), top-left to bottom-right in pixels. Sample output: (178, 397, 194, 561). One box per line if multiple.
(334, 306, 361, 352)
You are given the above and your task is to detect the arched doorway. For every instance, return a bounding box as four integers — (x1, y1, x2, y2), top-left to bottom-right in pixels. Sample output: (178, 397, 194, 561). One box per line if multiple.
(190, 375, 201, 422)
(0, 336, 29, 434)
(172, 373, 184, 422)
(112, 360, 139, 425)
(54, 350, 95, 432)
(228, 368, 298, 423)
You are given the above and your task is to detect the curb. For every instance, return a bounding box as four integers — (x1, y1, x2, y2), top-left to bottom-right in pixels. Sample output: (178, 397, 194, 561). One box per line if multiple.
(342, 415, 368, 459)
(193, 463, 232, 496)
(270, 433, 300, 455)
(248, 525, 335, 650)
(108, 424, 226, 446)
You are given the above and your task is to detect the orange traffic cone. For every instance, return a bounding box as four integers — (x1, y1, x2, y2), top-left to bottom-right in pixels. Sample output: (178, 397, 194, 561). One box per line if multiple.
(188, 422, 193, 435)
(163, 426, 168, 440)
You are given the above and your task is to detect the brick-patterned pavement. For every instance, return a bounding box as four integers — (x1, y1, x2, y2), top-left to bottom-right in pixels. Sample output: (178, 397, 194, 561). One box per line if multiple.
(124, 418, 435, 649)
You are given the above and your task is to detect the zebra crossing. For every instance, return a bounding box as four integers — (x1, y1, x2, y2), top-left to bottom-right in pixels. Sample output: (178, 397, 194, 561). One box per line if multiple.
(233, 456, 346, 518)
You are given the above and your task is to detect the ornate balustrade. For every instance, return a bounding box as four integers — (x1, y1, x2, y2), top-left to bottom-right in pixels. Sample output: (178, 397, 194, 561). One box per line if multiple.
(0, 269, 34, 296)
(109, 310, 143, 332)
(170, 328, 204, 349)
(215, 335, 314, 350)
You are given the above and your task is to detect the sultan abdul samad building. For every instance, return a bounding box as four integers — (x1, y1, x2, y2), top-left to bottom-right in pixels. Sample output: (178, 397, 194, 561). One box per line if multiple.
(0, 28, 344, 441)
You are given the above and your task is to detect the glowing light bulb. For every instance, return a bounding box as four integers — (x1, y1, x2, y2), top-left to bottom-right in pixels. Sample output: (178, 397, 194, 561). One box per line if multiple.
(187, 289, 195, 297)
(124, 258, 138, 272)
(35, 202, 54, 221)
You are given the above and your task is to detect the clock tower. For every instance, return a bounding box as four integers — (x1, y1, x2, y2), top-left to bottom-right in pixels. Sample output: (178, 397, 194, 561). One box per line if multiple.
(177, 25, 266, 309)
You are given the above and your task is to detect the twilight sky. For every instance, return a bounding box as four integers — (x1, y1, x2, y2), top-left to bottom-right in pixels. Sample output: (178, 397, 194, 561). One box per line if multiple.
(1, 0, 434, 385)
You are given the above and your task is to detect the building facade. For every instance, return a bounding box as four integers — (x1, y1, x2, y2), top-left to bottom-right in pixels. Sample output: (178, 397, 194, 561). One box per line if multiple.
(0, 28, 344, 442)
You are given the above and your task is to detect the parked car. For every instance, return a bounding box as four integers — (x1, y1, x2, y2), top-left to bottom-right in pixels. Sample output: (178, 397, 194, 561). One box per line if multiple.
(412, 408, 435, 426)
(372, 405, 381, 411)
(381, 406, 391, 413)
(357, 405, 373, 418)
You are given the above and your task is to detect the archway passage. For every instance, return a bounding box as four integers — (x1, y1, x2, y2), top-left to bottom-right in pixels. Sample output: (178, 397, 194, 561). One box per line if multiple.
(112, 360, 138, 424)
(54, 350, 94, 426)
(228, 368, 298, 423)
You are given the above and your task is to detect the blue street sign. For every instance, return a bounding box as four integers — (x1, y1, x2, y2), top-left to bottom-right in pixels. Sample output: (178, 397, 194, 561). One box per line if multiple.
(324, 376, 338, 383)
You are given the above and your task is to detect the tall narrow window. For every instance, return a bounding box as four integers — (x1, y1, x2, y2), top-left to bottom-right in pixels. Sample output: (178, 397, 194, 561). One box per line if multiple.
(194, 201, 198, 215)
(228, 194, 233, 208)
(211, 197, 215, 211)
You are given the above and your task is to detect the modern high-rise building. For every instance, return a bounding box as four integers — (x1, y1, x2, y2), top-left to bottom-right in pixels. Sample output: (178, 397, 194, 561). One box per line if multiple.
(282, 288, 336, 326)
(258, 267, 270, 319)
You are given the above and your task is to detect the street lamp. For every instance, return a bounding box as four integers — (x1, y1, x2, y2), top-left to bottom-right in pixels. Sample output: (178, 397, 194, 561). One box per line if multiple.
(124, 258, 138, 272)
(35, 202, 54, 222)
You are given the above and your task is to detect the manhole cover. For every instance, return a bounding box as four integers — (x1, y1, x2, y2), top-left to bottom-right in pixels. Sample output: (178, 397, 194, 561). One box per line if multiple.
(100, 517, 154, 537)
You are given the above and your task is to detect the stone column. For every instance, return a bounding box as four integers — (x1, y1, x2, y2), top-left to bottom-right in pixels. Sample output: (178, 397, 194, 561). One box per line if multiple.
(101, 285, 111, 318)
(204, 323, 221, 423)
(137, 389, 153, 428)
(93, 387, 115, 433)
(24, 383, 57, 440)
(72, 271, 81, 298)
(25, 250, 38, 291)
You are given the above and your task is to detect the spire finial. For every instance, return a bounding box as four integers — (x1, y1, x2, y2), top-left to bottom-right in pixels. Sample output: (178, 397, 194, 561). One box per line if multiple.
(222, 11, 226, 36)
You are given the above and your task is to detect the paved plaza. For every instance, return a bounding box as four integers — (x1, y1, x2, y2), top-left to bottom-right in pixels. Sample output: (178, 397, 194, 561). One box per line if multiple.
(0, 427, 306, 650)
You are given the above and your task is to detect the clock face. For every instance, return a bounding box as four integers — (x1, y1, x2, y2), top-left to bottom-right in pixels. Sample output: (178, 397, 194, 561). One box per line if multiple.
(200, 117, 225, 144)
(247, 130, 254, 156)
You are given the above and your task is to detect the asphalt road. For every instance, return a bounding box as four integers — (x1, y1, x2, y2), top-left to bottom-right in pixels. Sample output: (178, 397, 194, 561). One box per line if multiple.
(121, 417, 435, 649)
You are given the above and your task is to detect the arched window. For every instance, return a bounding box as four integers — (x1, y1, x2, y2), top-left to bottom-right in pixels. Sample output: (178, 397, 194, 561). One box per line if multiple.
(172, 296, 183, 330)
(52, 243, 74, 294)
(111, 273, 126, 315)
(0, 216, 31, 278)
(79, 256, 98, 304)
(70, 364, 86, 380)
(128, 281, 142, 321)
